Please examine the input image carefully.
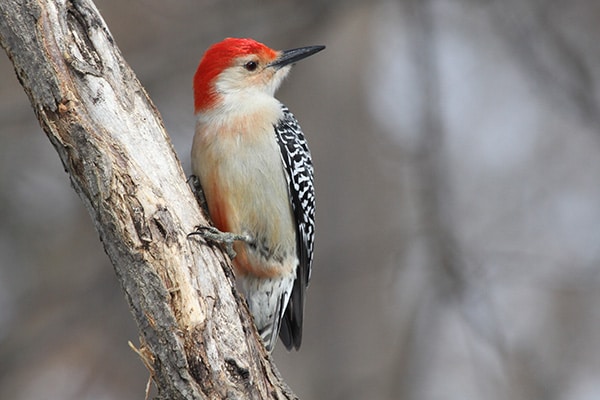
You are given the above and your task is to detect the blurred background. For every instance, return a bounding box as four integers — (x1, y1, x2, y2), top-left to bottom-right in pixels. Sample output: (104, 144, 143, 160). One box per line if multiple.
(2, 0, 600, 399)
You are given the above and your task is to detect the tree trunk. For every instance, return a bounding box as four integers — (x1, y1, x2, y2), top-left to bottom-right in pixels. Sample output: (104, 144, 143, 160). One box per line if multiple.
(0, 0, 297, 399)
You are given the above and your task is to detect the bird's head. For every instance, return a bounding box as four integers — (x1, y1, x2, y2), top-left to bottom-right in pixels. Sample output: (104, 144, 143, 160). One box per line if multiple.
(194, 38, 324, 113)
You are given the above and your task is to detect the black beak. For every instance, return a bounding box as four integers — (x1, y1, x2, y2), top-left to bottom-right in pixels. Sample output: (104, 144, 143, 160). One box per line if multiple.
(268, 45, 325, 69)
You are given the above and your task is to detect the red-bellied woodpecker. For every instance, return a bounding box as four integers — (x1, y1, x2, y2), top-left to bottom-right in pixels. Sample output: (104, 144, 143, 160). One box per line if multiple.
(190, 38, 324, 352)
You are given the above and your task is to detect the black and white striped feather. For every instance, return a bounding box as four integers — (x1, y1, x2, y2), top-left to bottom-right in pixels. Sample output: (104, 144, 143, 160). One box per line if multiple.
(273, 104, 315, 350)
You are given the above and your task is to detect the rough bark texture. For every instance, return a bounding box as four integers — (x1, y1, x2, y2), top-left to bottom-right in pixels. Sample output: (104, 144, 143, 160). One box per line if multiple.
(0, 0, 297, 399)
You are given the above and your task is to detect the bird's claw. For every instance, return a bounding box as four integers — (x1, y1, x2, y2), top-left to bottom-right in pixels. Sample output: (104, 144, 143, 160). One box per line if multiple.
(188, 175, 210, 216)
(188, 226, 249, 259)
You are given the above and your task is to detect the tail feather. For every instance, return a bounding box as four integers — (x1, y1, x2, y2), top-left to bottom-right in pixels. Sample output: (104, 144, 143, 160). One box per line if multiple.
(278, 268, 304, 350)
(239, 274, 294, 352)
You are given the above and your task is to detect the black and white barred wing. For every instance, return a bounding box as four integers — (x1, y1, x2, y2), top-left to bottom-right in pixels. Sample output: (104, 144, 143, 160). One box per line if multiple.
(274, 104, 316, 350)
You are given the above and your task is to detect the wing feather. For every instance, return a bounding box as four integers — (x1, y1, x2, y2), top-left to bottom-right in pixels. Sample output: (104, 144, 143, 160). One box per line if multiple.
(273, 105, 315, 350)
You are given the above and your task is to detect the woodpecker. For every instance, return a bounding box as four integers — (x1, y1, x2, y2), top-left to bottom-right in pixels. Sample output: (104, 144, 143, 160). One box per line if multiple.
(190, 38, 324, 352)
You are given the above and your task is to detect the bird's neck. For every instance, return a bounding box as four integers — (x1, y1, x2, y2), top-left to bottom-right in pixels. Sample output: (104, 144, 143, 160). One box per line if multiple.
(196, 91, 283, 132)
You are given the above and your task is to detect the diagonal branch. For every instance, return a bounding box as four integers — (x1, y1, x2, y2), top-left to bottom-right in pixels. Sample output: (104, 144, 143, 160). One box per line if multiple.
(0, 0, 296, 399)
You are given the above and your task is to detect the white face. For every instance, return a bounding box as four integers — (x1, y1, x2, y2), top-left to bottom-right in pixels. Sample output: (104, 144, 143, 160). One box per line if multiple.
(214, 54, 291, 99)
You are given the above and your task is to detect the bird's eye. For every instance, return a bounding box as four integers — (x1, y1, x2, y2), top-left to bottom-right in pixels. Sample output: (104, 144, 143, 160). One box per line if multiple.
(244, 61, 258, 71)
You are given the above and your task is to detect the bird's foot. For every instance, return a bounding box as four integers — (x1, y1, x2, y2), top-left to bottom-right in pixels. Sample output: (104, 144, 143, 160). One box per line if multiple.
(188, 226, 250, 259)
(187, 175, 209, 216)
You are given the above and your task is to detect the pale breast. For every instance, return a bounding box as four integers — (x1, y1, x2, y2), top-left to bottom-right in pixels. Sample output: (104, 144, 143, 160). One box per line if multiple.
(192, 107, 297, 276)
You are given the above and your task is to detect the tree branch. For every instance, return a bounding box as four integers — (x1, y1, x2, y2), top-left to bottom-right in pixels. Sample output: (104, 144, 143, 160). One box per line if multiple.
(0, 0, 296, 398)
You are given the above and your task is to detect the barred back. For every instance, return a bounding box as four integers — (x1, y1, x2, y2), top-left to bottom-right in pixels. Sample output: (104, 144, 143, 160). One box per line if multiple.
(273, 104, 316, 350)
